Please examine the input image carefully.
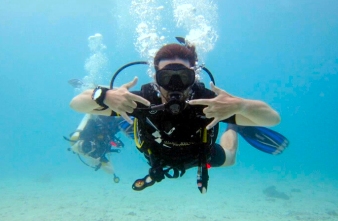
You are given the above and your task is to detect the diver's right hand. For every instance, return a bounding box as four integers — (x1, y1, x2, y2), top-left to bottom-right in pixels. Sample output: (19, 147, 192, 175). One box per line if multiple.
(104, 77, 150, 124)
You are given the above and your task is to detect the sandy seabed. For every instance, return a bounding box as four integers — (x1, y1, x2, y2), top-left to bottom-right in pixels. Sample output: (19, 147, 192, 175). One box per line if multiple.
(1, 168, 337, 221)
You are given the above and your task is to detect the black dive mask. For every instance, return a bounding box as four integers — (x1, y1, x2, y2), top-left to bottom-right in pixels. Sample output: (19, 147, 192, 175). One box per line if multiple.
(80, 140, 93, 154)
(156, 63, 195, 91)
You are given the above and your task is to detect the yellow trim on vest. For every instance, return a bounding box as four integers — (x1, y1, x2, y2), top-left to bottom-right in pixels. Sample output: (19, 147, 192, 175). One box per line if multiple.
(134, 118, 144, 148)
(202, 128, 207, 143)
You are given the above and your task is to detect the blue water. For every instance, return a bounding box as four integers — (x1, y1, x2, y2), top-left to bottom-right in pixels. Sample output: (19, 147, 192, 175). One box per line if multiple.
(1, 0, 338, 220)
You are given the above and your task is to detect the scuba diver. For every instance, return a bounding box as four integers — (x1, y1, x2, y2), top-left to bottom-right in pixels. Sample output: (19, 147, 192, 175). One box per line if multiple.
(66, 79, 134, 183)
(70, 39, 289, 193)
(65, 113, 133, 183)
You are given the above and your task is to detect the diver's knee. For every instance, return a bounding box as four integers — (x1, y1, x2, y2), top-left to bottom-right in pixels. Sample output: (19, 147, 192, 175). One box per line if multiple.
(101, 162, 114, 174)
(222, 149, 236, 166)
(209, 144, 237, 167)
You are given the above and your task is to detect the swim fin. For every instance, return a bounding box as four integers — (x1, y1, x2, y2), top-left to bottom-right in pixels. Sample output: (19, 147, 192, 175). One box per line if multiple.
(233, 125, 289, 155)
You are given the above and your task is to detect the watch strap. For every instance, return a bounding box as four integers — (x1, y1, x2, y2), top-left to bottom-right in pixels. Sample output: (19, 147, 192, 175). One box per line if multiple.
(92, 87, 109, 110)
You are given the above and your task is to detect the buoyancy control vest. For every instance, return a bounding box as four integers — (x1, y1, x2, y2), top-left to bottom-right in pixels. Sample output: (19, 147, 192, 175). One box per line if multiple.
(132, 82, 219, 169)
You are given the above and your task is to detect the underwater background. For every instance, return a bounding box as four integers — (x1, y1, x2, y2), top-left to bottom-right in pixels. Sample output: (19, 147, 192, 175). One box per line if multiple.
(1, 0, 337, 220)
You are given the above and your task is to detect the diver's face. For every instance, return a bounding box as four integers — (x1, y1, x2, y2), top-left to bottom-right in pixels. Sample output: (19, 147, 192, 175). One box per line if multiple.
(157, 58, 193, 101)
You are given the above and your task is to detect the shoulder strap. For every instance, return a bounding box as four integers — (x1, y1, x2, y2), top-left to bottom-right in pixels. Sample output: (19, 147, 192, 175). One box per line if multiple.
(192, 82, 216, 99)
(140, 83, 160, 104)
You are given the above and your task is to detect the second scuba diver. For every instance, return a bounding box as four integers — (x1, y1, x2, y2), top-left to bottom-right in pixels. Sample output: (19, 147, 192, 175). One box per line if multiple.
(65, 114, 133, 183)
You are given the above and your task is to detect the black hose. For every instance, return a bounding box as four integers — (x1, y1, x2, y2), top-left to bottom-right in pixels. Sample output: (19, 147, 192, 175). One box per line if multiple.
(110, 61, 149, 89)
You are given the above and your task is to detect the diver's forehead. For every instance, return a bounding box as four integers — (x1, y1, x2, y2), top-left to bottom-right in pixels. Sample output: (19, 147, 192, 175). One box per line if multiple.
(158, 59, 190, 70)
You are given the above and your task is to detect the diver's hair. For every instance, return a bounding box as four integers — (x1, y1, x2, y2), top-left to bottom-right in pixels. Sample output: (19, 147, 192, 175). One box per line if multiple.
(154, 43, 197, 70)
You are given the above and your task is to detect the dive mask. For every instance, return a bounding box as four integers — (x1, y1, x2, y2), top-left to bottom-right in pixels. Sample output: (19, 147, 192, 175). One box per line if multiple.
(156, 63, 195, 91)
(78, 140, 93, 154)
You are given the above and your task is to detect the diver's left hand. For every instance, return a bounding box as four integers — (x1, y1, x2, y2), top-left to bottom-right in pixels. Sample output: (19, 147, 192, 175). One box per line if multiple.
(188, 82, 243, 130)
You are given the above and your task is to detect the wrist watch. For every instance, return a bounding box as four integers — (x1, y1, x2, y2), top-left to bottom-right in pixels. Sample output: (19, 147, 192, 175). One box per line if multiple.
(92, 86, 109, 109)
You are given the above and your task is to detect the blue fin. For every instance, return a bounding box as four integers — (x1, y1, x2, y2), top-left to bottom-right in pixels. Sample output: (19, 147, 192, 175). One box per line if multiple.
(233, 125, 289, 155)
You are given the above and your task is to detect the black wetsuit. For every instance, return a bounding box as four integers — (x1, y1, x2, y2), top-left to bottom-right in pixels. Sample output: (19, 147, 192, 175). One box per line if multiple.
(114, 82, 236, 169)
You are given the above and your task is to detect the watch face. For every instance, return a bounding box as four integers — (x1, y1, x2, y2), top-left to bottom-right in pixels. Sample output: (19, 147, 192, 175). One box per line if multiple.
(93, 88, 102, 100)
